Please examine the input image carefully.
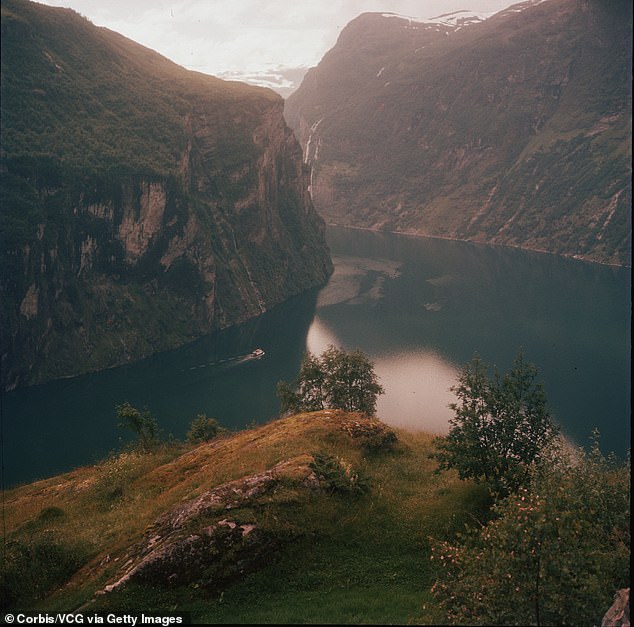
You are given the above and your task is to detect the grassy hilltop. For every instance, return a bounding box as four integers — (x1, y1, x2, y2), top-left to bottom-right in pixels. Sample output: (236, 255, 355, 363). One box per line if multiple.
(1, 411, 489, 624)
(2, 408, 630, 624)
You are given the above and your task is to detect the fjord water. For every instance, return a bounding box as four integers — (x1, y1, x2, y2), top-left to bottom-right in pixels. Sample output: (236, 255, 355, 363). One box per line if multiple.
(4, 227, 630, 486)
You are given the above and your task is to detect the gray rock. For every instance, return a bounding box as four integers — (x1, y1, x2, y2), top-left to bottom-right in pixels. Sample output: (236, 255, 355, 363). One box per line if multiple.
(602, 588, 630, 627)
(101, 456, 319, 593)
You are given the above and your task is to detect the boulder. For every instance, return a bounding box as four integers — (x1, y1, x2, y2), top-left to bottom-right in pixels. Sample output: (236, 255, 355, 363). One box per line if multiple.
(602, 588, 630, 627)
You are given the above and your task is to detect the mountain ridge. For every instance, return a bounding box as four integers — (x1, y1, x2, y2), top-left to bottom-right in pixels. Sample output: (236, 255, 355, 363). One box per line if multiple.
(285, 0, 632, 266)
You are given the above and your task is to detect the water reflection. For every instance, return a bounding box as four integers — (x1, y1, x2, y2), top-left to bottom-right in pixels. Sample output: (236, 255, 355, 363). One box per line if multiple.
(311, 227, 630, 457)
(375, 351, 457, 433)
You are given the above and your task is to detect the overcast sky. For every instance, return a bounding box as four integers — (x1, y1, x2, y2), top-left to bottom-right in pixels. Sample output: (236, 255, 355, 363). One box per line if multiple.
(36, 0, 517, 93)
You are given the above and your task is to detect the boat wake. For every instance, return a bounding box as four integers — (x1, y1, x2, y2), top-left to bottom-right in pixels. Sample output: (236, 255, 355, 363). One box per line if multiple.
(185, 349, 265, 372)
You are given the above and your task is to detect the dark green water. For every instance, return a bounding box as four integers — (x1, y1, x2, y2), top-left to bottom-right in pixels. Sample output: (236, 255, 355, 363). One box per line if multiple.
(3, 227, 630, 486)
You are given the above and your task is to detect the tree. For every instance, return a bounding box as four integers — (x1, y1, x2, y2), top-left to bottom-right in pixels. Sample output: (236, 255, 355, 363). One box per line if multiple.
(116, 402, 160, 452)
(277, 345, 384, 416)
(430, 436, 630, 626)
(187, 414, 225, 444)
(433, 352, 559, 495)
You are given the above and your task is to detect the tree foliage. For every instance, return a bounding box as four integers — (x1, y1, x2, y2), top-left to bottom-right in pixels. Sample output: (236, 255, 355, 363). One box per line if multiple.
(187, 414, 225, 444)
(433, 352, 559, 495)
(116, 402, 160, 452)
(277, 346, 384, 416)
(430, 436, 630, 626)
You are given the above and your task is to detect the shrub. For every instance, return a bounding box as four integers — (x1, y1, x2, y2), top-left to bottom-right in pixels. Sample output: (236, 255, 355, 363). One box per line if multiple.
(187, 414, 225, 444)
(433, 351, 559, 496)
(0, 536, 91, 611)
(116, 402, 161, 452)
(310, 453, 369, 495)
(430, 436, 630, 626)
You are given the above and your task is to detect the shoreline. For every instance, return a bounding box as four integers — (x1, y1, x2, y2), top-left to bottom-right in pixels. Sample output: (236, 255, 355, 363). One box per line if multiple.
(325, 222, 632, 270)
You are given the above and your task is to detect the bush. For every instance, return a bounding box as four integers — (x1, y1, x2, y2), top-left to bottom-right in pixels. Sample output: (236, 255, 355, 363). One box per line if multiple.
(310, 453, 369, 495)
(277, 346, 384, 416)
(430, 436, 630, 626)
(116, 402, 161, 452)
(0, 536, 91, 611)
(433, 351, 559, 496)
(187, 414, 225, 444)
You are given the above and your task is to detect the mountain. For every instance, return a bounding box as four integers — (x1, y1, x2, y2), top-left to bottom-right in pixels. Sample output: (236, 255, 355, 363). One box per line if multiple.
(0, 0, 333, 389)
(285, 0, 632, 266)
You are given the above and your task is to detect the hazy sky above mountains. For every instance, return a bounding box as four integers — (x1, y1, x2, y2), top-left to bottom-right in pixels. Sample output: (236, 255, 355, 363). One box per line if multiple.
(37, 0, 517, 93)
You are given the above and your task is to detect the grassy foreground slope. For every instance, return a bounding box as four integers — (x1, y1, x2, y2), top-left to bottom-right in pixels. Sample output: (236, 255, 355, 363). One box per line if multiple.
(2, 411, 489, 623)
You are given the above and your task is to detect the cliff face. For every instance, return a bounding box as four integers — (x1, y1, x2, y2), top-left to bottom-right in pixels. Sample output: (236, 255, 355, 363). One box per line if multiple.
(0, 0, 332, 389)
(285, 0, 632, 266)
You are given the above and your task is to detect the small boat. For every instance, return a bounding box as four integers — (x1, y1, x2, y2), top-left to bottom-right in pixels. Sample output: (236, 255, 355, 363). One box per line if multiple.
(252, 348, 265, 358)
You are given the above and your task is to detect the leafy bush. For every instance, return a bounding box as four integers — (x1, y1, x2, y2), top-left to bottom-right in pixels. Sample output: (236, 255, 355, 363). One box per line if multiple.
(310, 453, 369, 495)
(0, 535, 91, 611)
(116, 402, 161, 452)
(277, 346, 384, 416)
(430, 436, 630, 626)
(433, 351, 559, 496)
(187, 414, 225, 444)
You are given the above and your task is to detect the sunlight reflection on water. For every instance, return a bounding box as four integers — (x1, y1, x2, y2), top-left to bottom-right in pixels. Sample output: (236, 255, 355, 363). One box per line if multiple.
(308, 317, 457, 434)
(375, 352, 457, 433)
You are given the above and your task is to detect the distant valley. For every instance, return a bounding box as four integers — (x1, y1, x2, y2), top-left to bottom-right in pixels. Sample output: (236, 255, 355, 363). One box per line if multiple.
(285, 0, 632, 266)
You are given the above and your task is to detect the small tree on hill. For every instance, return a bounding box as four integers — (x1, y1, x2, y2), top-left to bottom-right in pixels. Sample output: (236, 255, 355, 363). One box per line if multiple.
(116, 402, 160, 452)
(433, 351, 559, 496)
(187, 414, 225, 444)
(277, 345, 384, 416)
(431, 436, 630, 626)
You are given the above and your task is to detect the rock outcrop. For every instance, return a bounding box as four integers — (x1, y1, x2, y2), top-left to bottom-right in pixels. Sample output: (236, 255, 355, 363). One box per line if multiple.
(100, 456, 319, 593)
(602, 588, 630, 627)
(0, 0, 333, 389)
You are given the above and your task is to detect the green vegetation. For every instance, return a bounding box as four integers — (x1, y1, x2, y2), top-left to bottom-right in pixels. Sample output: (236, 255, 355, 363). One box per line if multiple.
(431, 435, 630, 626)
(277, 345, 385, 416)
(115, 402, 161, 452)
(427, 353, 629, 625)
(0, 411, 491, 622)
(309, 452, 369, 495)
(187, 414, 226, 444)
(433, 352, 559, 496)
(1, 365, 628, 623)
(0, 534, 93, 611)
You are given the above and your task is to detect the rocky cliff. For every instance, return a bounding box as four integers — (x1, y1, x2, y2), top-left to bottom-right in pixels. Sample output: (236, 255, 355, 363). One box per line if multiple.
(0, 0, 333, 389)
(285, 0, 632, 266)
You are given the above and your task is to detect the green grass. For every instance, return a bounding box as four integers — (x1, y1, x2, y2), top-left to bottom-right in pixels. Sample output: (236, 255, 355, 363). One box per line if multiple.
(2, 412, 490, 623)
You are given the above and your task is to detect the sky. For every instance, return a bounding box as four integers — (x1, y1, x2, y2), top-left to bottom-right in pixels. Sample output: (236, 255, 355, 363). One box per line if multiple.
(36, 0, 517, 95)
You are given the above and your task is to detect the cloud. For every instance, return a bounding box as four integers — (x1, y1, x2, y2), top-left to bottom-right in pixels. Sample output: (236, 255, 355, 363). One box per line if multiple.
(36, 0, 517, 91)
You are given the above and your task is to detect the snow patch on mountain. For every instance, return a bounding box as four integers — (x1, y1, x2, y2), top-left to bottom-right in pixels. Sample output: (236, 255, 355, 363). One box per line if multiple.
(380, 0, 553, 32)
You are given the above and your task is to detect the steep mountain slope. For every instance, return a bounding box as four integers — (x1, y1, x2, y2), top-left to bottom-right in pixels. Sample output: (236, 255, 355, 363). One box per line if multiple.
(0, 0, 333, 389)
(285, 0, 632, 266)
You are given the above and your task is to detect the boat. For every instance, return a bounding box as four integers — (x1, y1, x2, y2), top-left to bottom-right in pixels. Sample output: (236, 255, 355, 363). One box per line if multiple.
(252, 348, 265, 358)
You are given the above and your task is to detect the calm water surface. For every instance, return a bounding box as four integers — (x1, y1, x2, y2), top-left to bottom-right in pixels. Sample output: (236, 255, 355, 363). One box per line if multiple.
(4, 227, 630, 486)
